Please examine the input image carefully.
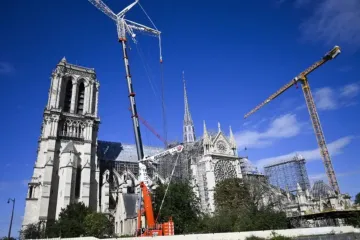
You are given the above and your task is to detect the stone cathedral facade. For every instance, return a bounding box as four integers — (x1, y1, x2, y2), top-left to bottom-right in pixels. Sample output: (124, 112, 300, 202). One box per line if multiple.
(22, 59, 244, 235)
(22, 57, 101, 226)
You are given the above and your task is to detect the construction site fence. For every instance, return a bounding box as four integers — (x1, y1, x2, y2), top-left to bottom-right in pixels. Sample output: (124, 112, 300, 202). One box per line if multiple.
(25, 226, 360, 240)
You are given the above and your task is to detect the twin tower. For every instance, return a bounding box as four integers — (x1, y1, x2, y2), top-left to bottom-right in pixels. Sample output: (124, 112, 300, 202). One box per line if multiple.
(22, 58, 100, 226)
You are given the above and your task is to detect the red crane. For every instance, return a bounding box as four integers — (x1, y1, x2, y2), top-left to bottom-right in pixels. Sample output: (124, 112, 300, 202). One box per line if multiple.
(137, 182, 174, 237)
(128, 108, 167, 147)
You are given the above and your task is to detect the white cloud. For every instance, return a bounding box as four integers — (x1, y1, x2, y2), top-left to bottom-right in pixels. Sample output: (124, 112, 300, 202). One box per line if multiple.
(313, 82, 360, 110)
(309, 169, 360, 181)
(340, 83, 360, 98)
(314, 87, 338, 110)
(236, 114, 301, 149)
(299, 0, 360, 49)
(0, 62, 14, 74)
(255, 136, 353, 168)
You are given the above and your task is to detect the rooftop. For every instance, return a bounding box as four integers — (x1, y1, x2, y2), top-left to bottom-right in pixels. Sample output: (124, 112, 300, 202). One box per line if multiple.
(97, 140, 164, 162)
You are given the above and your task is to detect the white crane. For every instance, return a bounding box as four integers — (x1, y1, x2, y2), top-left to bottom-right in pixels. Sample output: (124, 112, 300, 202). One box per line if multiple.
(139, 144, 184, 188)
(88, 0, 162, 161)
(88, 0, 162, 48)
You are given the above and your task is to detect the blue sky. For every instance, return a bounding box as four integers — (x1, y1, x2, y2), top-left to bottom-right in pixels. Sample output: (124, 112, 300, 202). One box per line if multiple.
(1, 0, 360, 237)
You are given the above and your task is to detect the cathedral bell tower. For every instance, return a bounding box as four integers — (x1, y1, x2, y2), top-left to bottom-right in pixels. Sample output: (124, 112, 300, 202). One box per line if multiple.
(22, 57, 101, 228)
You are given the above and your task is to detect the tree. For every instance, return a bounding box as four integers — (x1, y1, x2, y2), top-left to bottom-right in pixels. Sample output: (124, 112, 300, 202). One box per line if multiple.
(214, 178, 251, 212)
(21, 222, 46, 239)
(153, 180, 202, 234)
(23, 203, 114, 238)
(212, 178, 289, 232)
(355, 192, 360, 205)
(0, 237, 16, 240)
(54, 202, 93, 237)
(84, 212, 113, 238)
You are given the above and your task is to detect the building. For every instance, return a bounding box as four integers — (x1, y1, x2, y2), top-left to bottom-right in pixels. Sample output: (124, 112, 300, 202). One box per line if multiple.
(22, 57, 101, 226)
(22, 59, 246, 235)
(155, 73, 244, 213)
(23, 58, 356, 236)
(264, 154, 310, 194)
(22, 58, 164, 236)
(284, 181, 354, 227)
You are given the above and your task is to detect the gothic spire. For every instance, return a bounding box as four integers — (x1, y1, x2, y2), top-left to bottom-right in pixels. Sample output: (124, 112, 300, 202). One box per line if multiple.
(203, 120, 211, 145)
(183, 71, 196, 143)
(229, 126, 237, 149)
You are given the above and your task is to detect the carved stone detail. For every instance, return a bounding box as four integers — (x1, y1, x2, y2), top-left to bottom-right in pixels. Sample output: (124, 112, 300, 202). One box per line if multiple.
(214, 160, 237, 183)
(59, 119, 86, 139)
(58, 66, 95, 79)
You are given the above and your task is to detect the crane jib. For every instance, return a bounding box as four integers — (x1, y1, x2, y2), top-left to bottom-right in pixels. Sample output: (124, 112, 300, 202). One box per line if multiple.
(243, 45, 342, 194)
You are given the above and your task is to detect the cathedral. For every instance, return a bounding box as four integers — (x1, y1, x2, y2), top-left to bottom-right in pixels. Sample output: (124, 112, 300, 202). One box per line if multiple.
(22, 59, 243, 236)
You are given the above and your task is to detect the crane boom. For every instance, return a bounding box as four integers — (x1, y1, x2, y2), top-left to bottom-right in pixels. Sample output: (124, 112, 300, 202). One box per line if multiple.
(243, 46, 341, 194)
(88, 0, 117, 20)
(244, 46, 341, 119)
(128, 108, 167, 146)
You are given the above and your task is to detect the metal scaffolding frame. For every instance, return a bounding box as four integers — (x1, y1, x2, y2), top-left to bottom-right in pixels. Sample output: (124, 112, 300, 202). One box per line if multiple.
(264, 154, 310, 193)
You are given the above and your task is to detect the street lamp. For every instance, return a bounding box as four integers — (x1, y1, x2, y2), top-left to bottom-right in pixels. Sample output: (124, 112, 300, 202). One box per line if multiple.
(7, 198, 15, 240)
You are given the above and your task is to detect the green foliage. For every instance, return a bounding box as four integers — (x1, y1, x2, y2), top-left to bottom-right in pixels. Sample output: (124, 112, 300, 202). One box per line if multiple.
(55, 202, 93, 237)
(21, 222, 46, 239)
(153, 180, 202, 234)
(244, 234, 293, 240)
(84, 212, 113, 238)
(246, 236, 266, 240)
(0, 237, 16, 240)
(214, 178, 251, 212)
(21, 203, 112, 238)
(206, 178, 289, 233)
(355, 192, 360, 205)
(270, 233, 293, 240)
(345, 212, 360, 228)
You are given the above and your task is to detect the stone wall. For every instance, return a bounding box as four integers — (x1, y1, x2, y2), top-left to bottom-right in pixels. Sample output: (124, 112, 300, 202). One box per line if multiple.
(26, 226, 360, 240)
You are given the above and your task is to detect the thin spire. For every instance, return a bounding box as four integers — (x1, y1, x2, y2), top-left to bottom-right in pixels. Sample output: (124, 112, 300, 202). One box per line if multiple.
(218, 122, 221, 132)
(229, 126, 237, 149)
(203, 120, 211, 145)
(183, 71, 196, 143)
(183, 71, 193, 124)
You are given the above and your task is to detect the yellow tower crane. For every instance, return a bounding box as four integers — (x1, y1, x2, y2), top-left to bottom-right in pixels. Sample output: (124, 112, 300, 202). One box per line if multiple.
(244, 46, 341, 194)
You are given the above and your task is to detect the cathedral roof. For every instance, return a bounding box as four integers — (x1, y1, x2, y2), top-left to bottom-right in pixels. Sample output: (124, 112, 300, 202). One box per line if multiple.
(97, 140, 163, 162)
(311, 180, 336, 199)
(62, 141, 78, 154)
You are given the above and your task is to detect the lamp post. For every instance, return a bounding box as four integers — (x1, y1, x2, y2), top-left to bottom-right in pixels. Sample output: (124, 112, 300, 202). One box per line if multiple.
(7, 198, 15, 240)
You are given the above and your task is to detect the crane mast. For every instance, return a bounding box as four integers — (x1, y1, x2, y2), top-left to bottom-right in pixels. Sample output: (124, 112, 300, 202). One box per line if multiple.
(244, 46, 341, 194)
(301, 77, 339, 194)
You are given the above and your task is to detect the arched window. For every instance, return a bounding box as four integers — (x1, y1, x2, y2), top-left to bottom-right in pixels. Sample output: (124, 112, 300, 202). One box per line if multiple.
(77, 82, 85, 114)
(63, 80, 73, 112)
(75, 166, 81, 198)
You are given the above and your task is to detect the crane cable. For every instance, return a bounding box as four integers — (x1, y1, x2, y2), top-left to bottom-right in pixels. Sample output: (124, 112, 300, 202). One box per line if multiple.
(133, 40, 168, 147)
(138, 2, 167, 146)
(134, 43, 159, 99)
(160, 56, 168, 147)
(155, 153, 180, 222)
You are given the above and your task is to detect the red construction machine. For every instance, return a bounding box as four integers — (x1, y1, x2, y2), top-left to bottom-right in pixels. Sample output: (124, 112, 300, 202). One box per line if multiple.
(136, 144, 183, 237)
(136, 182, 174, 237)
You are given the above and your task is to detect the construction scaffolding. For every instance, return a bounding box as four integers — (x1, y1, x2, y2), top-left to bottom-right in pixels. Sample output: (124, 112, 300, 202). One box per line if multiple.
(156, 141, 204, 182)
(264, 154, 310, 193)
